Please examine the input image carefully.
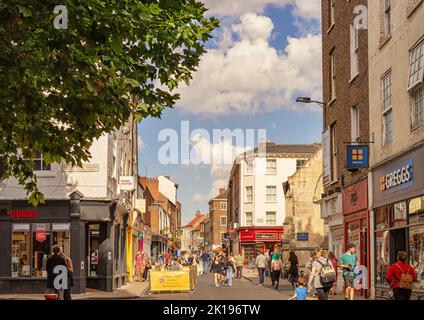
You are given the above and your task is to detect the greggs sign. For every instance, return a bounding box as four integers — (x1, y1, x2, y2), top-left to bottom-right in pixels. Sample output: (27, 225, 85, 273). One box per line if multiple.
(7, 210, 38, 219)
(380, 160, 413, 193)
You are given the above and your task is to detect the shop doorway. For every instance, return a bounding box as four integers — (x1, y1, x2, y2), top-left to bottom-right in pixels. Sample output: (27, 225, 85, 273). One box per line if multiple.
(390, 228, 407, 264)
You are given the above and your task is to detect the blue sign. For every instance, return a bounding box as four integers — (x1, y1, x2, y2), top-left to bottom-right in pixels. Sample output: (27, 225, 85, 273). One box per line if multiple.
(380, 159, 413, 194)
(346, 145, 369, 169)
(297, 233, 309, 241)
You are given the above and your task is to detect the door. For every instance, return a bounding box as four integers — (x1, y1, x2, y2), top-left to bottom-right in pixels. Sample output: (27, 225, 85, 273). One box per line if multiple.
(390, 228, 407, 264)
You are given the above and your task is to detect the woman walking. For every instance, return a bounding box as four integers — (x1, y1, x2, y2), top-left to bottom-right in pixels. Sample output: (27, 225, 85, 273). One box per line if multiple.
(142, 252, 151, 282)
(59, 251, 74, 300)
(271, 253, 283, 290)
(225, 255, 236, 287)
(386, 251, 417, 300)
(134, 251, 145, 282)
(328, 251, 339, 295)
(307, 248, 335, 300)
(212, 255, 223, 287)
(288, 251, 299, 289)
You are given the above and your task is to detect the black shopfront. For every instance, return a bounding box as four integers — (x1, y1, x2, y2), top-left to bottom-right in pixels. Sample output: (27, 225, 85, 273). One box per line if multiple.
(0, 192, 128, 294)
(372, 145, 424, 300)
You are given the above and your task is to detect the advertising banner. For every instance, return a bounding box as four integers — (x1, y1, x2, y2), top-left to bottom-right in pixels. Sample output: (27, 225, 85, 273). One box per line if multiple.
(149, 270, 192, 292)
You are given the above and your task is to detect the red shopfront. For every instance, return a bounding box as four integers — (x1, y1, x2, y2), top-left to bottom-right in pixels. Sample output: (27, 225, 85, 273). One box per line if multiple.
(343, 178, 370, 297)
(239, 227, 284, 264)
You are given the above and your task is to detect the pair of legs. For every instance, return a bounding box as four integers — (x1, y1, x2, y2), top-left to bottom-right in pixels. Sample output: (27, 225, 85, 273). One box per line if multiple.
(344, 275, 355, 300)
(258, 267, 265, 285)
(270, 269, 275, 285)
(202, 261, 208, 274)
(290, 274, 298, 289)
(142, 267, 149, 281)
(393, 288, 412, 300)
(273, 270, 281, 289)
(214, 272, 220, 286)
(316, 286, 331, 300)
(236, 266, 243, 278)
(226, 268, 233, 286)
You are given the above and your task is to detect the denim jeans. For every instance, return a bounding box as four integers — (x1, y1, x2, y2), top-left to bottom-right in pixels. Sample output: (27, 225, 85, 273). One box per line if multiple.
(226, 268, 233, 286)
(236, 266, 243, 278)
(258, 267, 265, 284)
(202, 261, 208, 274)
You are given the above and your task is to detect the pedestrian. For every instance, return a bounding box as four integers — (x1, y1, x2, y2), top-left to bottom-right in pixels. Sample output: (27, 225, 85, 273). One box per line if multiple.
(328, 251, 339, 295)
(289, 278, 308, 301)
(266, 249, 275, 285)
(271, 253, 283, 290)
(225, 255, 236, 287)
(235, 253, 244, 279)
(220, 253, 227, 285)
(134, 251, 145, 282)
(142, 253, 151, 281)
(386, 251, 417, 300)
(339, 243, 358, 300)
(305, 250, 316, 296)
(212, 255, 223, 287)
(59, 251, 74, 300)
(169, 260, 183, 271)
(255, 249, 267, 286)
(288, 251, 299, 289)
(307, 248, 336, 300)
(46, 245, 67, 300)
(201, 251, 209, 274)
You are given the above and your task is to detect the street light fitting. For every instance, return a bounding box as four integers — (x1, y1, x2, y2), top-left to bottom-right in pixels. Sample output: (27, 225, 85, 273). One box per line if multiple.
(296, 96, 326, 108)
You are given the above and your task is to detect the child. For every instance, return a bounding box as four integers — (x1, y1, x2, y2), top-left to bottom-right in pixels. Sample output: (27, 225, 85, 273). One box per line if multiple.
(289, 278, 308, 300)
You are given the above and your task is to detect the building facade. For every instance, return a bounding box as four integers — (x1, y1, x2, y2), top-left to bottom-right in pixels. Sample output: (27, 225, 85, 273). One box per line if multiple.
(208, 188, 228, 251)
(283, 147, 328, 267)
(0, 120, 138, 294)
(368, 0, 424, 299)
(321, 0, 371, 296)
(227, 142, 320, 264)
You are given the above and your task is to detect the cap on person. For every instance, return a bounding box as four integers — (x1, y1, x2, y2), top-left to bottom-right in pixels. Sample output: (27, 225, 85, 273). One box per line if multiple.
(347, 243, 356, 249)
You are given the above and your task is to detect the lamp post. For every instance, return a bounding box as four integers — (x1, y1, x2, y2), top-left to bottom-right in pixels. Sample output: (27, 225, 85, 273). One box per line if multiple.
(296, 97, 326, 108)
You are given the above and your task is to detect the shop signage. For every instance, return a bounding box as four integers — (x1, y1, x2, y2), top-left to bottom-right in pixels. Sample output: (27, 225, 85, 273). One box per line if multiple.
(137, 232, 143, 238)
(52, 223, 70, 231)
(7, 210, 38, 219)
(119, 176, 135, 191)
(135, 199, 146, 213)
(323, 128, 331, 186)
(346, 145, 369, 170)
(379, 160, 413, 193)
(256, 233, 278, 240)
(297, 232, 309, 241)
(36, 230, 47, 242)
(63, 163, 99, 172)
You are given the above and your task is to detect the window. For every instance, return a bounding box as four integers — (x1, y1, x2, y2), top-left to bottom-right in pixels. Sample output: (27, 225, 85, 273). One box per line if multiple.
(220, 216, 227, 226)
(375, 229, 390, 286)
(11, 224, 30, 278)
(351, 107, 360, 142)
(382, 71, 393, 145)
(296, 159, 306, 170)
(266, 212, 276, 226)
(408, 40, 424, 91)
(391, 202, 407, 228)
(409, 196, 424, 226)
(350, 23, 359, 80)
(245, 186, 253, 203)
(266, 186, 277, 202)
(266, 159, 277, 174)
(220, 202, 227, 211)
(411, 85, 424, 128)
(245, 212, 253, 226)
(32, 223, 51, 278)
(383, 0, 391, 39)
(328, 0, 335, 28)
(245, 160, 254, 175)
(330, 124, 338, 182)
(33, 153, 51, 171)
(330, 51, 336, 100)
(409, 225, 424, 289)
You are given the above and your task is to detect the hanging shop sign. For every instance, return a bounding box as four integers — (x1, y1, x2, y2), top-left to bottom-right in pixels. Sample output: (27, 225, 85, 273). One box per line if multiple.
(119, 176, 135, 191)
(322, 128, 331, 185)
(346, 145, 369, 170)
(379, 160, 413, 193)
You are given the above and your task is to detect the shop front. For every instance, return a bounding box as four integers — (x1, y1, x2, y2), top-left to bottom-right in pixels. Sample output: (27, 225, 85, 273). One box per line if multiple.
(321, 193, 344, 260)
(343, 178, 370, 297)
(372, 145, 424, 299)
(239, 227, 284, 265)
(152, 234, 168, 259)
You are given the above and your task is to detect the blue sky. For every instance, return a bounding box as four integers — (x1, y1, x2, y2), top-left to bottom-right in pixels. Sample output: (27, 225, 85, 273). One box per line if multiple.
(138, 0, 322, 225)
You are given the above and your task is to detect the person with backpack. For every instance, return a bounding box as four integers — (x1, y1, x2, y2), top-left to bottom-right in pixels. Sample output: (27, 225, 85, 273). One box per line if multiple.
(328, 251, 339, 295)
(271, 253, 283, 290)
(339, 243, 358, 300)
(386, 251, 417, 300)
(307, 248, 336, 300)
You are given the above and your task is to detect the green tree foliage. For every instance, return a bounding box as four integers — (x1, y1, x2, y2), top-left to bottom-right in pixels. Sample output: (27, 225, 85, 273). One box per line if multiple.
(0, 1, 218, 205)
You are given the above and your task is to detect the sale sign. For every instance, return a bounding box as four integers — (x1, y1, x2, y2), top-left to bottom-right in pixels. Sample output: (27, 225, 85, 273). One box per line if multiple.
(36, 230, 47, 242)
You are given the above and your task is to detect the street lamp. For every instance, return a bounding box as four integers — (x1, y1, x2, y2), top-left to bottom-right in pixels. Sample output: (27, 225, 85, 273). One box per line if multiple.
(296, 97, 326, 108)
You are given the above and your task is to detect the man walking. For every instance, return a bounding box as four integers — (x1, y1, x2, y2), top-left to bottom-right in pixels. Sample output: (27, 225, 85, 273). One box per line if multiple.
(235, 253, 244, 279)
(339, 243, 358, 300)
(255, 249, 267, 286)
(201, 251, 209, 274)
(46, 245, 68, 300)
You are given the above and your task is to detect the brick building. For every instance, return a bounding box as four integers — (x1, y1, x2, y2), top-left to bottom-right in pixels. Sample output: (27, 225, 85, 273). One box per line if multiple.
(320, 0, 370, 296)
(208, 188, 229, 251)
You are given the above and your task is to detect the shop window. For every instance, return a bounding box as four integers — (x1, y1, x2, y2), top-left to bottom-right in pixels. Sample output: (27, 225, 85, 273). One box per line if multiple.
(52, 223, 70, 258)
(88, 224, 100, 276)
(391, 201, 407, 228)
(375, 230, 390, 286)
(409, 196, 424, 226)
(32, 223, 51, 278)
(11, 224, 31, 277)
(376, 207, 390, 230)
(409, 225, 424, 289)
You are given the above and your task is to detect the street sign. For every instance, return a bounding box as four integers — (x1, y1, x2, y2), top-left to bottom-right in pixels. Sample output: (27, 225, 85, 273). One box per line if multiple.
(346, 145, 369, 170)
(35, 230, 46, 242)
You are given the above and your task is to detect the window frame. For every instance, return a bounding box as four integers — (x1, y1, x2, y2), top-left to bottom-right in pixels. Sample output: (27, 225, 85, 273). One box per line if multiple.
(220, 216, 227, 227)
(245, 212, 253, 226)
(351, 106, 360, 142)
(381, 71, 393, 145)
(219, 201, 227, 211)
(245, 186, 253, 203)
(265, 211, 277, 226)
(266, 159, 277, 175)
(350, 23, 359, 80)
(383, 0, 392, 39)
(266, 186, 277, 202)
(411, 84, 424, 129)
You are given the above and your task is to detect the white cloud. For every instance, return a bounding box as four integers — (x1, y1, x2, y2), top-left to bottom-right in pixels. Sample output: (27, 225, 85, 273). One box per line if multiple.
(177, 12, 322, 117)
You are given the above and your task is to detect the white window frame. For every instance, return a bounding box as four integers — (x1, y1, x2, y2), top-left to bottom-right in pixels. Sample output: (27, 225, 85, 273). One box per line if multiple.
(245, 160, 254, 175)
(408, 39, 424, 92)
(219, 202, 227, 211)
(220, 216, 227, 227)
(330, 124, 338, 182)
(383, 0, 391, 39)
(382, 71, 393, 145)
(266, 186, 277, 202)
(245, 212, 253, 226)
(351, 106, 360, 142)
(330, 51, 336, 100)
(245, 186, 253, 203)
(411, 84, 424, 128)
(350, 23, 359, 80)
(266, 159, 277, 174)
(265, 212, 277, 226)
(329, 0, 335, 28)
(33, 153, 51, 171)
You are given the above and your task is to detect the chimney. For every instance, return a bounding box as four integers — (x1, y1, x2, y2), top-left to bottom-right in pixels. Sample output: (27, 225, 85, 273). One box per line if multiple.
(219, 188, 226, 195)
(196, 210, 201, 216)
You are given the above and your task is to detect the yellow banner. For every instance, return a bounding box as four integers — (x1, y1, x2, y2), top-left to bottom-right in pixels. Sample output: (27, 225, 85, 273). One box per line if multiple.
(150, 270, 192, 292)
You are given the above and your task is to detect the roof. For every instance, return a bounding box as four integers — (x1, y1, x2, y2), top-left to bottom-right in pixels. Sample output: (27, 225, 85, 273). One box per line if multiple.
(242, 143, 321, 157)
(185, 211, 204, 227)
(212, 188, 228, 200)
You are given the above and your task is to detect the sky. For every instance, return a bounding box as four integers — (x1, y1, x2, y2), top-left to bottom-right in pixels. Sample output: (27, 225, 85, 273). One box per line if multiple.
(137, 0, 323, 225)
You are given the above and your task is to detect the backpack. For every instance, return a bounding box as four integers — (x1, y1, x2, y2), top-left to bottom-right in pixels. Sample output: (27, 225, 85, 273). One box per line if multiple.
(316, 259, 337, 286)
(395, 264, 413, 290)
